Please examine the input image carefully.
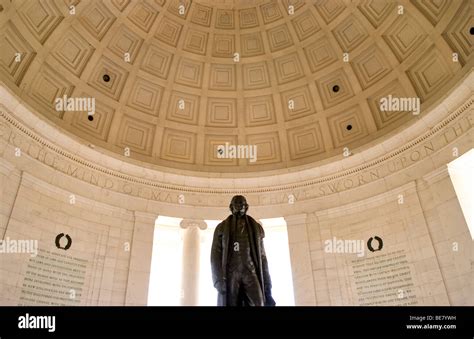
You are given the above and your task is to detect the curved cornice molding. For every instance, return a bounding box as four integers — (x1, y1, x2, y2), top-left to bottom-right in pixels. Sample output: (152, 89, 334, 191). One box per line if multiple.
(0, 71, 473, 196)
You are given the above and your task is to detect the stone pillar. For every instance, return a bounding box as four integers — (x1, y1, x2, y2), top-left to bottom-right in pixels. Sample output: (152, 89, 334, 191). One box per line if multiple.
(180, 219, 207, 306)
(284, 213, 316, 306)
(0, 161, 22, 239)
(125, 211, 157, 306)
(308, 212, 331, 306)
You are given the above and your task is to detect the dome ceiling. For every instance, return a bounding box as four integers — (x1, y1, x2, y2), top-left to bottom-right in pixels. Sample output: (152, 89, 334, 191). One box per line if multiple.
(0, 0, 472, 173)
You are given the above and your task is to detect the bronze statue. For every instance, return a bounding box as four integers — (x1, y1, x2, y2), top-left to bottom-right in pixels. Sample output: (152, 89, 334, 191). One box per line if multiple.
(211, 195, 276, 306)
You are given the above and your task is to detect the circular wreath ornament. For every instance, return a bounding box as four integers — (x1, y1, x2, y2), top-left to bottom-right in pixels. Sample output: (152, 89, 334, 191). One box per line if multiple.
(367, 236, 383, 252)
(55, 233, 72, 250)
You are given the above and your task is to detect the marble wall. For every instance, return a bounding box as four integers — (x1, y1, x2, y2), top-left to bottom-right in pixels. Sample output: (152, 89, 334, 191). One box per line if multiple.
(284, 125, 473, 306)
(0, 167, 134, 305)
(417, 168, 473, 305)
(300, 181, 453, 306)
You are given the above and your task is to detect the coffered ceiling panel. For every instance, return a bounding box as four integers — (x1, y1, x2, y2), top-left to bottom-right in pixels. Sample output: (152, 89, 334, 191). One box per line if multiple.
(0, 0, 471, 174)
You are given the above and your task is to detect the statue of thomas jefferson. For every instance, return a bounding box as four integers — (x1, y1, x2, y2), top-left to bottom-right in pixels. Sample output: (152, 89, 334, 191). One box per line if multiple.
(211, 195, 275, 306)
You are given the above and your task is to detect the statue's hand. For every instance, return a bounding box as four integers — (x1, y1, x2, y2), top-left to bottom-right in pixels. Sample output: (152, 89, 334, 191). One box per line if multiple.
(215, 280, 227, 294)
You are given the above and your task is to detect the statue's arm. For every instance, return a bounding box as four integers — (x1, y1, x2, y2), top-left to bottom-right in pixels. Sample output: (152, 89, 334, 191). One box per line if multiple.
(210, 224, 224, 288)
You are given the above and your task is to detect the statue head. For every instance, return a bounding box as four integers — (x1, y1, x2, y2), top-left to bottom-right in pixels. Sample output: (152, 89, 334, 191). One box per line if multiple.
(229, 195, 248, 217)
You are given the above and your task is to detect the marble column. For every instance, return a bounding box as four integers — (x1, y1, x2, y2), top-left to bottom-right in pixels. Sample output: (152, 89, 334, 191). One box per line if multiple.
(0, 160, 23, 239)
(284, 213, 316, 306)
(125, 211, 157, 306)
(180, 219, 207, 306)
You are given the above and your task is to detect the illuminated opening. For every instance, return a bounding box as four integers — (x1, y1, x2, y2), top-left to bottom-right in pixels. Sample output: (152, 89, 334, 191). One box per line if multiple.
(147, 216, 183, 306)
(148, 216, 294, 306)
(259, 217, 295, 306)
(448, 148, 474, 240)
